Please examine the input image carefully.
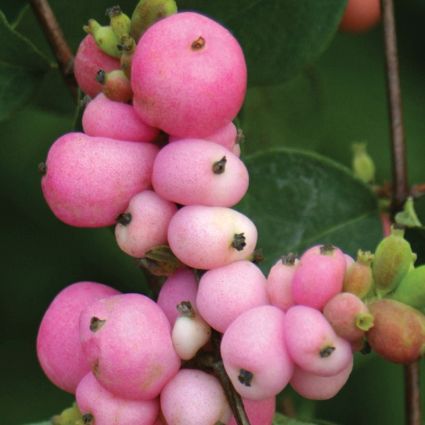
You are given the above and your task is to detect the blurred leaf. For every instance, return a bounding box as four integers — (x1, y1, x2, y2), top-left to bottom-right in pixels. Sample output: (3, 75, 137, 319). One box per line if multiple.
(179, 0, 348, 85)
(1, 0, 28, 26)
(0, 10, 50, 121)
(273, 412, 338, 424)
(23, 422, 50, 425)
(238, 148, 382, 270)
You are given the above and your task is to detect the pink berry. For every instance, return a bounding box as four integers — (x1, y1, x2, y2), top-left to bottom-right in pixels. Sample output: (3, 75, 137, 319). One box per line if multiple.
(131, 12, 247, 137)
(76, 372, 159, 425)
(79, 293, 180, 400)
(36, 281, 119, 393)
(82, 94, 158, 142)
(292, 244, 346, 310)
(168, 205, 258, 269)
(284, 305, 353, 377)
(74, 35, 120, 98)
(196, 260, 269, 332)
(228, 398, 276, 425)
(152, 139, 249, 207)
(221, 305, 294, 400)
(157, 269, 198, 326)
(267, 254, 299, 311)
(161, 369, 231, 425)
(290, 359, 353, 400)
(115, 190, 177, 258)
(41, 132, 158, 227)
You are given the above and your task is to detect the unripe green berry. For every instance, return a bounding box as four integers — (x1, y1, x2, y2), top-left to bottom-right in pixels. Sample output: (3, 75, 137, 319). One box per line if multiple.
(84, 19, 121, 58)
(392, 265, 425, 310)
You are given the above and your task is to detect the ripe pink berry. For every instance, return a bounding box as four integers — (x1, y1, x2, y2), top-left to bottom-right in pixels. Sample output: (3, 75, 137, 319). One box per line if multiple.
(221, 305, 294, 400)
(290, 358, 353, 400)
(340, 0, 381, 33)
(76, 372, 159, 425)
(152, 139, 249, 207)
(74, 35, 120, 98)
(157, 269, 198, 326)
(41, 132, 158, 227)
(228, 398, 276, 425)
(267, 254, 299, 311)
(168, 205, 258, 269)
(79, 293, 180, 400)
(196, 260, 269, 332)
(292, 244, 346, 310)
(115, 190, 177, 258)
(160, 369, 231, 425)
(169, 122, 239, 154)
(37, 281, 119, 393)
(284, 305, 352, 377)
(82, 94, 158, 142)
(131, 12, 247, 138)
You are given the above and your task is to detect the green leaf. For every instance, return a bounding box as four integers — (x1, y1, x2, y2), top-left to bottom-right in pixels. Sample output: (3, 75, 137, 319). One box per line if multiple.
(179, 0, 348, 85)
(273, 412, 339, 425)
(23, 422, 51, 425)
(1, 0, 28, 26)
(238, 148, 382, 270)
(0, 10, 50, 121)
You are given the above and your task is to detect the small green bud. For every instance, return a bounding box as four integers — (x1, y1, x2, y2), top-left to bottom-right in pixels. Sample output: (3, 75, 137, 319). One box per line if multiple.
(107, 5, 132, 38)
(130, 0, 178, 41)
(119, 35, 136, 79)
(343, 250, 374, 299)
(395, 197, 423, 228)
(392, 265, 425, 310)
(84, 19, 121, 58)
(51, 403, 84, 425)
(352, 143, 375, 184)
(372, 226, 416, 296)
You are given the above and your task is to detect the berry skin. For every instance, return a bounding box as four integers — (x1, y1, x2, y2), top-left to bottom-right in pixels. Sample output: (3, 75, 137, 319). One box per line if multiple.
(343, 250, 374, 299)
(156, 268, 198, 326)
(290, 358, 353, 400)
(41, 132, 159, 227)
(82, 94, 158, 142)
(74, 35, 120, 98)
(292, 244, 346, 310)
(221, 305, 294, 400)
(284, 305, 353, 377)
(340, 0, 381, 33)
(160, 369, 231, 425)
(115, 190, 177, 258)
(79, 293, 180, 400)
(131, 12, 247, 138)
(36, 282, 120, 393)
(76, 372, 159, 425)
(228, 398, 276, 425)
(196, 260, 269, 332)
(168, 205, 258, 270)
(152, 139, 249, 207)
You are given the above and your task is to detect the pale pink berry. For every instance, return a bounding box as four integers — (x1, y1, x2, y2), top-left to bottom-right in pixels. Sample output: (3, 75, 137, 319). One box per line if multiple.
(168, 206, 257, 269)
(82, 94, 158, 142)
(172, 302, 211, 360)
(323, 292, 374, 342)
(267, 254, 299, 311)
(132, 12, 247, 138)
(157, 269, 198, 326)
(196, 261, 269, 332)
(292, 244, 346, 310)
(74, 35, 120, 98)
(228, 398, 276, 425)
(221, 305, 294, 400)
(161, 369, 231, 425)
(37, 282, 119, 393)
(41, 132, 158, 227)
(76, 372, 159, 425)
(115, 190, 177, 258)
(169, 122, 239, 153)
(152, 139, 249, 207)
(79, 293, 180, 400)
(285, 305, 353, 377)
(290, 358, 353, 400)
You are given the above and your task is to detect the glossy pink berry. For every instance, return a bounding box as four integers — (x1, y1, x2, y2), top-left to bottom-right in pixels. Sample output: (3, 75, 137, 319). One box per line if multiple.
(132, 12, 247, 138)
(228, 398, 276, 425)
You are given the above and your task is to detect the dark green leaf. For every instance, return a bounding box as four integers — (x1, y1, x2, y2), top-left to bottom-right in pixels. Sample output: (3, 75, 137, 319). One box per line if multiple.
(238, 148, 382, 270)
(0, 11, 50, 121)
(23, 422, 51, 425)
(179, 0, 348, 85)
(273, 412, 339, 425)
(1, 0, 28, 26)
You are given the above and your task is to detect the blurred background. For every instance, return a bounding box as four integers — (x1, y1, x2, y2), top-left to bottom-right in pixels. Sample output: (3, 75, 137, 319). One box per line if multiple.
(1, 0, 425, 424)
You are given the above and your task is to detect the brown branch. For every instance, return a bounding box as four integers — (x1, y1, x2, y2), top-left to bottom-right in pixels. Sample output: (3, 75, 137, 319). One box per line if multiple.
(381, 1, 421, 424)
(30, 0, 78, 99)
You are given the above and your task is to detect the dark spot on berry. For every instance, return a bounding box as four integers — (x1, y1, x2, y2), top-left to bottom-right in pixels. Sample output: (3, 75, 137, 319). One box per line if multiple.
(90, 317, 106, 332)
(320, 345, 335, 358)
(238, 369, 253, 387)
(232, 233, 246, 251)
(212, 156, 227, 174)
(191, 36, 205, 50)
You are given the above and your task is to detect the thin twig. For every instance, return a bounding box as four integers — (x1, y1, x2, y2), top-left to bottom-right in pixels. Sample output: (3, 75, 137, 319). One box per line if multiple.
(211, 332, 251, 425)
(30, 0, 78, 98)
(381, 1, 421, 424)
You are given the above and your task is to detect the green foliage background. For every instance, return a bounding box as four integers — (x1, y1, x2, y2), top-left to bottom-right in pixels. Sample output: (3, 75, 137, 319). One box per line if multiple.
(1, 0, 425, 424)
